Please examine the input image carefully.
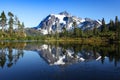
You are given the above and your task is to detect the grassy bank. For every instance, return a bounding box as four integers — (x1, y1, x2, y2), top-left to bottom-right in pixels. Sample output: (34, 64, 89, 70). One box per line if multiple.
(44, 37, 108, 45)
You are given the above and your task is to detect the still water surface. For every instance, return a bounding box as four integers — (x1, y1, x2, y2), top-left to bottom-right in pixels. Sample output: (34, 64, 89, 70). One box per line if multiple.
(0, 42, 120, 80)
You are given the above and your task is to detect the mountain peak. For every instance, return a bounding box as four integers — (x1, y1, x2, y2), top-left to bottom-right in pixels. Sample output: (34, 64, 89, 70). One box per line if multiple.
(59, 11, 70, 16)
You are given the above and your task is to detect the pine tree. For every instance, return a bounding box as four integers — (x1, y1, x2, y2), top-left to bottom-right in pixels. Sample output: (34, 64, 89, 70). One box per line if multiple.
(109, 20, 114, 31)
(79, 28, 83, 38)
(8, 12, 14, 34)
(0, 11, 7, 32)
(115, 16, 119, 29)
(55, 18, 60, 40)
(14, 16, 19, 28)
(62, 27, 67, 38)
(118, 21, 120, 41)
(73, 21, 78, 37)
(101, 18, 107, 32)
(93, 25, 98, 36)
(18, 20, 21, 29)
(21, 22, 26, 37)
(115, 16, 119, 40)
(21, 22, 25, 33)
(76, 28, 80, 37)
(17, 20, 21, 37)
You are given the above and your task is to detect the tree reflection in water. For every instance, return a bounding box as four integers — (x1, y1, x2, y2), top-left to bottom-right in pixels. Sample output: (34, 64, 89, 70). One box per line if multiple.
(0, 42, 26, 68)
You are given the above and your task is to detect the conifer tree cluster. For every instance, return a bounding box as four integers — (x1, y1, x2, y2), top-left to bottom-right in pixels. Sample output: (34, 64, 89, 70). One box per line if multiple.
(0, 11, 26, 40)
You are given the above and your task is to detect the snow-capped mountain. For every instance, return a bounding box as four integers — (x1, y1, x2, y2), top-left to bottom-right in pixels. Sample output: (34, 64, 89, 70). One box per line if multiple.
(35, 11, 102, 35)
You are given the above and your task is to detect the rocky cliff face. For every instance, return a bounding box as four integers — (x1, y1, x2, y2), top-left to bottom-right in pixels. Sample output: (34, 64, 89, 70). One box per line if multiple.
(35, 11, 102, 35)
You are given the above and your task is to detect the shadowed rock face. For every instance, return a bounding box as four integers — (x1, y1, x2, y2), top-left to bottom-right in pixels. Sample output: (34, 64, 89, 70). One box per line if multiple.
(35, 44, 101, 66)
(80, 20, 101, 30)
(34, 11, 102, 35)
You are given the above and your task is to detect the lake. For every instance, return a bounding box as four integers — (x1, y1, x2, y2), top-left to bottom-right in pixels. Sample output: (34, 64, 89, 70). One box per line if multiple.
(0, 42, 120, 80)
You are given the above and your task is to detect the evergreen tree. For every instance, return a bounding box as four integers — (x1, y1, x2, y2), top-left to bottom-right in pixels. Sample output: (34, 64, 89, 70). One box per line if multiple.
(62, 27, 67, 38)
(14, 16, 19, 28)
(55, 18, 60, 39)
(93, 25, 98, 36)
(17, 20, 21, 36)
(109, 20, 114, 31)
(18, 20, 21, 29)
(73, 21, 78, 37)
(76, 28, 80, 37)
(115, 16, 119, 29)
(0, 11, 7, 32)
(21, 22, 25, 33)
(118, 21, 120, 41)
(115, 16, 119, 40)
(79, 28, 83, 38)
(8, 12, 14, 34)
(21, 22, 26, 37)
(101, 18, 107, 32)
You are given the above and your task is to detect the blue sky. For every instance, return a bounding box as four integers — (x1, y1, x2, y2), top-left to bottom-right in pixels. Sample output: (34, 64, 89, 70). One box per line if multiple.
(0, 0, 120, 27)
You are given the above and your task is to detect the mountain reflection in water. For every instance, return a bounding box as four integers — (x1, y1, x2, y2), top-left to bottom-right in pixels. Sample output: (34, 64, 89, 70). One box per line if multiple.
(34, 43, 120, 67)
(0, 42, 120, 68)
(36, 44, 101, 65)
